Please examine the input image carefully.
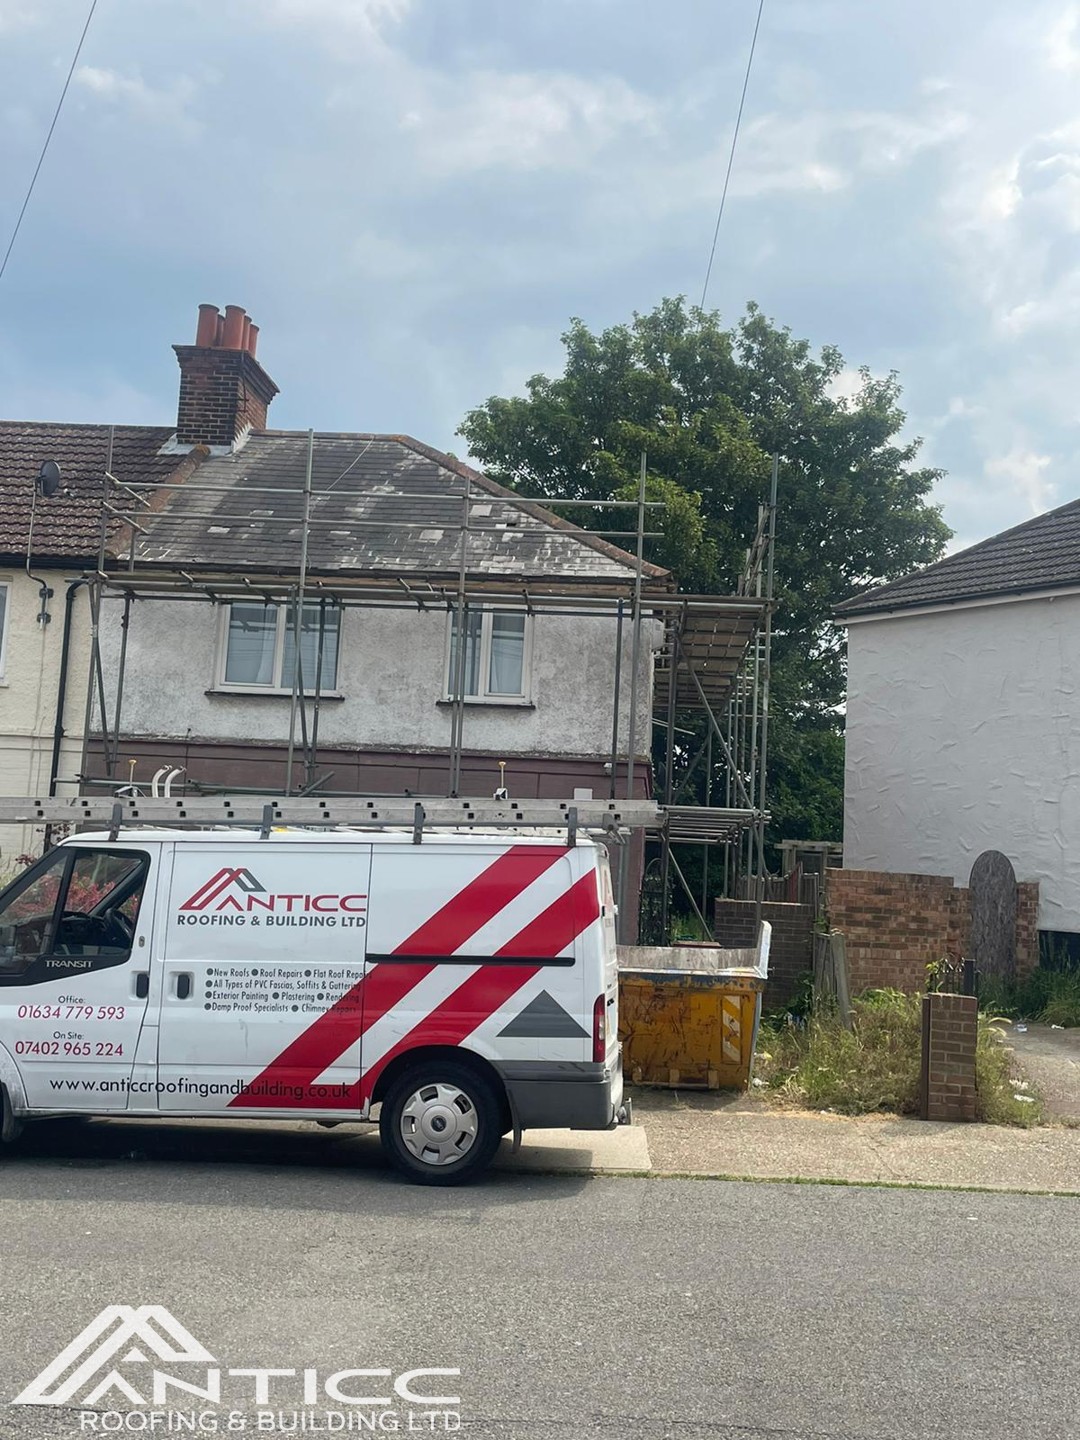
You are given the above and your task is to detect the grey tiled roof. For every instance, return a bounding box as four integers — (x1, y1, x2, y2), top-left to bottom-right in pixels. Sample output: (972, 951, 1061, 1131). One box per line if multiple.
(0, 422, 180, 562)
(135, 431, 666, 583)
(836, 497, 1080, 617)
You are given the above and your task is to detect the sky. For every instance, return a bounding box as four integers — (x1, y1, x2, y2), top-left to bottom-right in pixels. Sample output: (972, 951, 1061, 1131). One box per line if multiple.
(2, 0, 1079, 552)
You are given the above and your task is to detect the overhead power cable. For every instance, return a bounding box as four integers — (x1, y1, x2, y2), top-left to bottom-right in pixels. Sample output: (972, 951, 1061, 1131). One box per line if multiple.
(699, 0, 765, 311)
(0, 0, 101, 285)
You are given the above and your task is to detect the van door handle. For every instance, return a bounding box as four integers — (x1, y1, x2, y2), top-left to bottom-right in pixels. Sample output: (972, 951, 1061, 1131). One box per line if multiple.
(134, 972, 149, 1000)
(174, 973, 193, 1001)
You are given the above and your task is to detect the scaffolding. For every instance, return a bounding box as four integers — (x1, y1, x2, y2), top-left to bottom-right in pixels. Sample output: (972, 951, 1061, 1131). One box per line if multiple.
(56, 434, 778, 940)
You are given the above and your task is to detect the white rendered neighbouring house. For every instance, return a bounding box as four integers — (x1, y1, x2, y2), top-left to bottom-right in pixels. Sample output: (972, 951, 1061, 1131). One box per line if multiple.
(837, 499, 1080, 943)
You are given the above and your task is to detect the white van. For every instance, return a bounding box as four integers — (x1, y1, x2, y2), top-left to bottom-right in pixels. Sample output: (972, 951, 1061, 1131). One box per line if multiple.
(0, 828, 625, 1184)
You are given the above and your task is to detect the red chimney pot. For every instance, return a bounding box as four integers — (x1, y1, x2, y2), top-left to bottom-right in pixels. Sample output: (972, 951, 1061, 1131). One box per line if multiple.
(246, 322, 259, 357)
(222, 305, 246, 349)
(196, 304, 220, 347)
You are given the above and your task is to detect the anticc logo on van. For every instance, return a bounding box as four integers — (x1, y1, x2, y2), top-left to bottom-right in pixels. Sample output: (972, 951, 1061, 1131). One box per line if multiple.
(179, 869, 367, 921)
(13, 1304, 461, 1430)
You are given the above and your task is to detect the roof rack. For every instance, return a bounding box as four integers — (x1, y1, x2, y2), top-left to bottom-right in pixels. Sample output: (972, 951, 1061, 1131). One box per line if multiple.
(0, 796, 759, 848)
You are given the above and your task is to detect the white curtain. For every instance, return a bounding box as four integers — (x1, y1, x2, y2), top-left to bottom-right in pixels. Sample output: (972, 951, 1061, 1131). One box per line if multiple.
(283, 603, 340, 689)
(224, 604, 276, 685)
(488, 612, 525, 695)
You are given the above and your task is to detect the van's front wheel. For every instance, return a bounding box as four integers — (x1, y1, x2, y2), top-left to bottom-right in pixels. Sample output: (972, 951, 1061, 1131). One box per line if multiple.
(0, 1086, 23, 1150)
(379, 1062, 502, 1186)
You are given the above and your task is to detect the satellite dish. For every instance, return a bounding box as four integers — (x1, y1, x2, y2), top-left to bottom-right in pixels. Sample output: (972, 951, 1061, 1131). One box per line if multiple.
(36, 460, 61, 498)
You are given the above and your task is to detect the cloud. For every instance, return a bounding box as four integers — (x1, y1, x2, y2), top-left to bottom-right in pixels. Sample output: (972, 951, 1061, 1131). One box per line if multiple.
(985, 446, 1056, 515)
(1046, 4, 1080, 72)
(74, 66, 202, 136)
(254, 0, 411, 51)
(395, 71, 658, 176)
(827, 366, 869, 404)
(0, 1, 36, 33)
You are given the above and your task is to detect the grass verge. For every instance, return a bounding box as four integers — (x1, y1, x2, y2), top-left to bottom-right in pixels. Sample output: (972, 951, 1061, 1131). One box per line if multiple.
(755, 989, 1042, 1127)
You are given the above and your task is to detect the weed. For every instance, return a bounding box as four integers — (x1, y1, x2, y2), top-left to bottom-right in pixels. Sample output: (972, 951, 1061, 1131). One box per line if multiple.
(979, 965, 1080, 1027)
(755, 990, 1042, 1126)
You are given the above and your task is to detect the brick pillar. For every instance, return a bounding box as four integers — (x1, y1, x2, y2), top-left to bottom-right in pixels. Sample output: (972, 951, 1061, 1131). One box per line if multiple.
(920, 992, 978, 1122)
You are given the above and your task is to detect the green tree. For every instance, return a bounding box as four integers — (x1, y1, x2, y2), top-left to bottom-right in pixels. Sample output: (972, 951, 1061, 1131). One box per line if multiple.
(459, 298, 950, 849)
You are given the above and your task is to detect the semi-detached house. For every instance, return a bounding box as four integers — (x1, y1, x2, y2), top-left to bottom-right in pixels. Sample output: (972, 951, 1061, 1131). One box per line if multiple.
(1, 306, 670, 935)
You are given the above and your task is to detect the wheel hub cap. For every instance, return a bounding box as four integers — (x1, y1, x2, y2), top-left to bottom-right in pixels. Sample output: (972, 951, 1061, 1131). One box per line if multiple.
(400, 1082, 479, 1166)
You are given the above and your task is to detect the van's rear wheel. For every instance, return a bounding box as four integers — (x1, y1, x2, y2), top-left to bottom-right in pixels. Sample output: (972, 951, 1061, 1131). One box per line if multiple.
(379, 1062, 502, 1186)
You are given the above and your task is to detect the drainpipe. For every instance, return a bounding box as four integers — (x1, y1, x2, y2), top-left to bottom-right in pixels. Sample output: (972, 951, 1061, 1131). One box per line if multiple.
(48, 578, 88, 796)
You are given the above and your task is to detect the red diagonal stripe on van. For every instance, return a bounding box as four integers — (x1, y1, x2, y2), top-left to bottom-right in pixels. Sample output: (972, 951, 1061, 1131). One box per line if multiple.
(389, 845, 565, 955)
(228, 845, 566, 1109)
(494, 868, 600, 959)
(180, 867, 245, 911)
(355, 871, 603, 1105)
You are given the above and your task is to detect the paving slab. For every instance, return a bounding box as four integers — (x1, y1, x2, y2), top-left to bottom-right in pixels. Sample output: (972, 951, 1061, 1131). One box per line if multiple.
(496, 1123, 652, 1173)
(631, 1087, 1080, 1192)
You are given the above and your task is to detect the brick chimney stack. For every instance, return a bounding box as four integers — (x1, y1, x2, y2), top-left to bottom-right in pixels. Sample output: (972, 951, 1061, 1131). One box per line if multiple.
(174, 304, 279, 447)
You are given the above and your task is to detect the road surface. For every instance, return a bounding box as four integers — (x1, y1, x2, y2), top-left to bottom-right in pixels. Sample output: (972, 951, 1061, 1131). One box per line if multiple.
(1, 1117, 1078, 1439)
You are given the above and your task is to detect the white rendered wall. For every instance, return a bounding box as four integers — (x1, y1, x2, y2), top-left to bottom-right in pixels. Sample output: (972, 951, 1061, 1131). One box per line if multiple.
(844, 591, 1080, 932)
(96, 595, 658, 763)
(0, 569, 90, 865)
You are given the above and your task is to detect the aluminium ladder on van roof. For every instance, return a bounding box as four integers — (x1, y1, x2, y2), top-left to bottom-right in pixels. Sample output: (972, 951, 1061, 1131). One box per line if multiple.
(0, 796, 758, 847)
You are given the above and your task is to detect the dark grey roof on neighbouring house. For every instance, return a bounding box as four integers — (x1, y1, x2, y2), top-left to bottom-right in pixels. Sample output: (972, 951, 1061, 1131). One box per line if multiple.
(0, 422, 182, 562)
(836, 496, 1080, 617)
(134, 431, 668, 584)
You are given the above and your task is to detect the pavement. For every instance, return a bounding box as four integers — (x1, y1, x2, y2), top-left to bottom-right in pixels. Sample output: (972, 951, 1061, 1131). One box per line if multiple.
(631, 1089, 1080, 1192)
(7, 1074, 1080, 1200)
(1004, 1022, 1080, 1122)
(2, 1136, 1079, 1440)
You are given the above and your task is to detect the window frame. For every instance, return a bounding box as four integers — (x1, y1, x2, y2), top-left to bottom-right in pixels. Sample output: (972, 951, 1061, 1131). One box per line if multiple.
(215, 600, 343, 696)
(443, 607, 532, 705)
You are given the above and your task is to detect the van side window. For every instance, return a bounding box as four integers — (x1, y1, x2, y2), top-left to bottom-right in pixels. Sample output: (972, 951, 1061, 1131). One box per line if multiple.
(0, 848, 148, 983)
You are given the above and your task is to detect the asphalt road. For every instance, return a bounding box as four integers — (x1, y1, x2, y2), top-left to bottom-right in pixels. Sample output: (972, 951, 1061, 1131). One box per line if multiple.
(1, 1118, 1079, 1440)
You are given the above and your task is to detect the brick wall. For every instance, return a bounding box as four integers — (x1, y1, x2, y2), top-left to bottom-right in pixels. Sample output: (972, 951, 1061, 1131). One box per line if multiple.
(920, 992, 977, 1122)
(714, 898, 815, 1007)
(1015, 883, 1040, 978)
(174, 345, 279, 446)
(827, 869, 1040, 993)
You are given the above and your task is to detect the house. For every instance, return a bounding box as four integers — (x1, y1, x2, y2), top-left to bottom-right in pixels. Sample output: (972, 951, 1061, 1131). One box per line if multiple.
(0, 422, 202, 864)
(3, 305, 770, 940)
(82, 304, 668, 798)
(836, 499, 1080, 946)
(1, 306, 680, 936)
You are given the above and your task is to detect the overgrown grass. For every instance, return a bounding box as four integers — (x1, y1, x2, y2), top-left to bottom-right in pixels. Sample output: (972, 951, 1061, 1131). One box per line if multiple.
(979, 967, 1080, 1027)
(755, 989, 1042, 1127)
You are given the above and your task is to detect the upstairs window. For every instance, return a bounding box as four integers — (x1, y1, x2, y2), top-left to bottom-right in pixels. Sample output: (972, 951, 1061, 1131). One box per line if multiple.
(219, 601, 340, 692)
(446, 609, 529, 702)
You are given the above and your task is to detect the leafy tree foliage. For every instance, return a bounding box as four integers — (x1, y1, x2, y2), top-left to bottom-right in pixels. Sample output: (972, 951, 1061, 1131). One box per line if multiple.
(459, 298, 950, 849)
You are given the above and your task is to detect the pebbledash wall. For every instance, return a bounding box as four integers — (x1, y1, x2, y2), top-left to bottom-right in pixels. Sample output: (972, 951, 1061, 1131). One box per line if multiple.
(826, 868, 1040, 993)
(844, 591, 1080, 934)
(88, 595, 659, 794)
